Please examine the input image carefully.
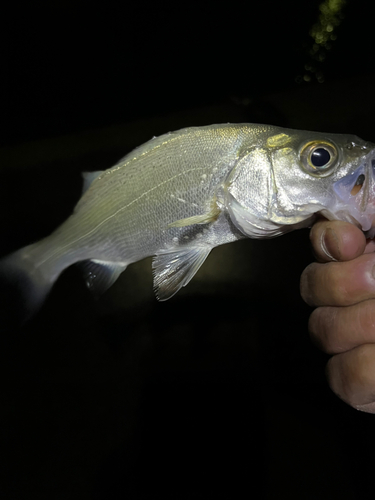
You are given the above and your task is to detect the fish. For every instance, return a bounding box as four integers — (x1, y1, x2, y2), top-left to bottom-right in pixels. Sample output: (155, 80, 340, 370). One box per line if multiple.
(1, 123, 375, 321)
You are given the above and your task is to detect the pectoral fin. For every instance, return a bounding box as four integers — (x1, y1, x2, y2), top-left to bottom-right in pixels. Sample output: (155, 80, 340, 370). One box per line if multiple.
(168, 198, 220, 228)
(152, 246, 211, 300)
(80, 259, 127, 295)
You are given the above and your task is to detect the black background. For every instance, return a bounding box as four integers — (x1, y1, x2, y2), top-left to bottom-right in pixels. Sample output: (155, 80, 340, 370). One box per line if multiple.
(1, 1, 375, 498)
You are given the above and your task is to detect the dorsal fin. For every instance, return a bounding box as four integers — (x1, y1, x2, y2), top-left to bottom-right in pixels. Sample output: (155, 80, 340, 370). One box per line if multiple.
(82, 170, 104, 194)
(152, 246, 211, 301)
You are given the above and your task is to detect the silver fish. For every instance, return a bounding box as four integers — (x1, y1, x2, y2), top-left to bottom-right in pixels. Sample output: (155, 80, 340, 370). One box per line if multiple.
(2, 123, 375, 319)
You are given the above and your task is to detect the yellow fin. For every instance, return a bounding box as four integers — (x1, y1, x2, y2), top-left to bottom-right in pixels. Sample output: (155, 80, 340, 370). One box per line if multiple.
(168, 199, 220, 228)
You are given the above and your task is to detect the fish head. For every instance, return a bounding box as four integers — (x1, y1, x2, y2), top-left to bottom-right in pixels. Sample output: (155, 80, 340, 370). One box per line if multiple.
(225, 127, 375, 238)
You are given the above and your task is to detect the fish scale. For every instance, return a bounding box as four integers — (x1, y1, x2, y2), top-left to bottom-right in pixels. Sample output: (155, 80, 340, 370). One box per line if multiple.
(71, 125, 249, 259)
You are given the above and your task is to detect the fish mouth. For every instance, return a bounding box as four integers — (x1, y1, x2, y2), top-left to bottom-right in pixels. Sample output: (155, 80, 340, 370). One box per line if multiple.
(323, 157, 375, 238)
(320, 209, 375, 235)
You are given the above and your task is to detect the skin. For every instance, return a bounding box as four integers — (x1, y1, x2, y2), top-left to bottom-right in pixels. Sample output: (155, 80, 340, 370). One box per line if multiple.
(300, 219, 375, 413)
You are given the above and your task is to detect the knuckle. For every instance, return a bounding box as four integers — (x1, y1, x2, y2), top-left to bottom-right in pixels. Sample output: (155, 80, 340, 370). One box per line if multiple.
(308, 308, 327, 349)
(358, 301, 375, 335)
(336, 345, 375, 406)
(308, 307, 340, 354)
(300, 263, 318, 305)
(325, 263, 351, 305)
(351, 345, 375, 387)
(326, 356, 355, 405)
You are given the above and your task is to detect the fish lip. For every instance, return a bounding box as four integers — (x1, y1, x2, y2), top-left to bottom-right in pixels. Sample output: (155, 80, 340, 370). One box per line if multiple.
(344, 214, 366, 230)
(324, 209, 373, 231)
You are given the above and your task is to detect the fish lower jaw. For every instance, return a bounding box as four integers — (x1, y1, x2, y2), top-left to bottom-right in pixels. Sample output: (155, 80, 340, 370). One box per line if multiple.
(320, 208, 375, 237)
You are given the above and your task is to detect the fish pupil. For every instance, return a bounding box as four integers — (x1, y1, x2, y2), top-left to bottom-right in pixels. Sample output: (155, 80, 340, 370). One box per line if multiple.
(311, 148, 331, 168)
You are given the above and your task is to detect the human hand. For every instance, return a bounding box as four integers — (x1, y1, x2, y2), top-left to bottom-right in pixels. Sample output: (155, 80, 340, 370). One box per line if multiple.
(300, 219, 375, 413)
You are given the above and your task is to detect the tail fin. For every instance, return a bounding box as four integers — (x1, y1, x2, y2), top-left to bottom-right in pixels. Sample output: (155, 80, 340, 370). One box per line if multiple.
(0, 243, 56, 326)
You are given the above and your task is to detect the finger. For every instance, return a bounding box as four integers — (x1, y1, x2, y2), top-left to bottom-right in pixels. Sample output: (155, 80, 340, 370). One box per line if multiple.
(326, 344, 375, 413)
(365, 238, 375, 254)
(309, 300, 375, 354)
(300, 253, 375, 307)
(309, 220, 366, 263)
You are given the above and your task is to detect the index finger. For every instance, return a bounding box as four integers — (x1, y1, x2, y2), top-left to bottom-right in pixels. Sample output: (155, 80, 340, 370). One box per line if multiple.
(310, 220, 366, 263)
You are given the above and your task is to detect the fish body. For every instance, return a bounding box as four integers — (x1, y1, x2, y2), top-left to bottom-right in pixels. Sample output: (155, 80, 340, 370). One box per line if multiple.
(2, 123, 375, 319)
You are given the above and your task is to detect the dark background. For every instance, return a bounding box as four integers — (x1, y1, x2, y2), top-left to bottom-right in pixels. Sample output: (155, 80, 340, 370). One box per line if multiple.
(1, 1, 375, 498)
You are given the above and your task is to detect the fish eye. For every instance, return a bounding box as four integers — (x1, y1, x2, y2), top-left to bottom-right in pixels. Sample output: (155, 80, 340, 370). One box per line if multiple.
(311, 148, 331, 167)
(300, 141, 339, 176)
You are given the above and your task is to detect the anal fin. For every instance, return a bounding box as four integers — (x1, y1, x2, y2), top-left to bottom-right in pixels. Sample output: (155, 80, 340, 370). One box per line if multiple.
(80, 259, 127, 295)
(152, 246, 211, 301)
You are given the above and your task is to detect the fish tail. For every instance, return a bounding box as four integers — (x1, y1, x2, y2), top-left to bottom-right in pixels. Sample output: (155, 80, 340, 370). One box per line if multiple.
(0, 240, 60, 325)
